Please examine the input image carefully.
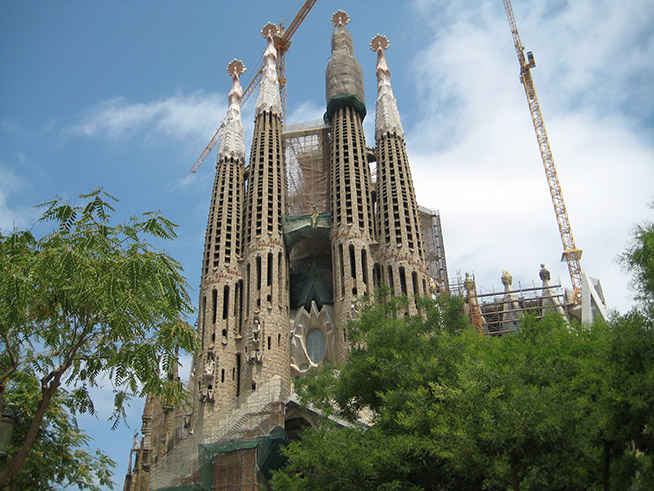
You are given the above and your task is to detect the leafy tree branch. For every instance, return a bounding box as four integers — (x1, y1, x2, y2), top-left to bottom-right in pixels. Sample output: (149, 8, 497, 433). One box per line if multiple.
(0, 189, 197, 487)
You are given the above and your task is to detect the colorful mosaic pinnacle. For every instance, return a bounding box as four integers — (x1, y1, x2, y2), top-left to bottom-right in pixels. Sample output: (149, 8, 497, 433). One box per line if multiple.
(261, 22, 278, 39)
(256, 21, 282, 115)
(226, 59, 246, 78)
(370, 34, 390, 52)
(331, 9, 349, 27)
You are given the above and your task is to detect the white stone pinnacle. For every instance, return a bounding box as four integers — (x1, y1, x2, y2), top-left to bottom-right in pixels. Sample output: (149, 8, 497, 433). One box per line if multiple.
(371, 34, 404, 141)
(218, 59, 246, 161)
(255, 22, 282, 116)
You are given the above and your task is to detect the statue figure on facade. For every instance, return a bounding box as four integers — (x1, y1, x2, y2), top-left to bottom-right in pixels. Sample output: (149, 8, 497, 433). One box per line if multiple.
(247, 349, 263, 364)
(251, 317, 261, 344)
(500, 269, 521, 333)
(203, 352, 215, 378)
(539, 263, 551, 282)
(245, 316, 264, 364)
(463, 272, 475, 297)
(501, 270, 513, 289)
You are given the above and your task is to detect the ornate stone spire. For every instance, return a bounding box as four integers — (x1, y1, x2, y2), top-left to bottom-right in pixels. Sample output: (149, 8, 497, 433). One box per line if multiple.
(218, 59, 246, 161)
(256, 22, 282, 116)
(370, 34, 403, 141)
(325, 10, 366, 121)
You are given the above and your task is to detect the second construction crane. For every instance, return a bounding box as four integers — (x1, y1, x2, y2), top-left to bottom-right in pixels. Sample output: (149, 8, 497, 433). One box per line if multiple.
(503, 0, 583, 304)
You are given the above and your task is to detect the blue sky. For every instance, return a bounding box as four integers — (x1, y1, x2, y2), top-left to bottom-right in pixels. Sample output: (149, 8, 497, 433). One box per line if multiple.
(1, 0, 653, 488)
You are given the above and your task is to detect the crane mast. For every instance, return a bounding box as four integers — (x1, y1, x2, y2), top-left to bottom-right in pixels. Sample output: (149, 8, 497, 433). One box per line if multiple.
(276, 0, 317, 123)
(503, 0, 583, 304)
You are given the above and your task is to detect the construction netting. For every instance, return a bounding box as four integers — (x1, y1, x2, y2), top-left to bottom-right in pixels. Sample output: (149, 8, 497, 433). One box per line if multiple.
(153, 426, 288, 491)
(325, 25, 366, 122)
(196, 425, 289, 488)
(283, 120, 331, 217)
(148, 377, 285, 490)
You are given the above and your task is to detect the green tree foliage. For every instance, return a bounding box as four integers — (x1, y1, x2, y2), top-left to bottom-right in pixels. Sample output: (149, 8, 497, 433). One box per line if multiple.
(271, 289, 654, 490)
(0, 189, 197, 487)
(621, 206, 654, 311)
(3, 372, 114, 490)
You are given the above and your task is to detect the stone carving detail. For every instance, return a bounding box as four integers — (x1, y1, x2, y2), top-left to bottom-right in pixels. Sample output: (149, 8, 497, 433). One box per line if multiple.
(256, 23, 282, 115)
(370, 33, 404, 141)
(200, 388, 215, 402)
(501, 270, 522, 332)
(539, 263, 551, 282)
(218, 59, 246, 161)
(247, 350, 263, 364)
(464, 272, 475, 294)
(203, 352, 216, 378)
(501, 270, 513, 288)
(246, 316, 263, 364)
(290, 301, 336, 377)
(539, 263, 565, 316)
(428, 277, 438, 295)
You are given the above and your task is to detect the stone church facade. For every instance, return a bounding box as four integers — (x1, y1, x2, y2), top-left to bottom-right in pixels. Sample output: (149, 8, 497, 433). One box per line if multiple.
(124, 11, 448, 490)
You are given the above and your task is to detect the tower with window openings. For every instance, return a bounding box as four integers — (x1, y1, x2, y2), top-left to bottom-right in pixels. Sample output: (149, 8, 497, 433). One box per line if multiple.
(124, 11, 449, 491)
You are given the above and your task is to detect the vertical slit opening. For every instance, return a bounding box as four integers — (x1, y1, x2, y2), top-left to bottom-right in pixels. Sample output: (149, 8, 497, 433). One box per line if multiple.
(222, 285, 230, 320)
(236, 354, 241, 397)
(212, 289, 217, 324)
(399, 266, 407, 294)
(256, 256, 262, 291)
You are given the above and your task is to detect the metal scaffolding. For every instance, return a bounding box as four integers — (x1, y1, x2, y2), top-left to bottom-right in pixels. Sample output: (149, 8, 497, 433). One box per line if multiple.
(283, 120, 331, 217)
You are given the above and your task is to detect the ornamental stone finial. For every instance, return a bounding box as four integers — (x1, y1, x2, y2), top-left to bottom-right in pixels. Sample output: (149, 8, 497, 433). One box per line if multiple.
(371, 34, 403, 141)
(539, 263, 551, 282)
(325, 9, 366, 121)
(331, 10, 350, 27)
(501, 270, 513, 288)
(226, 59, 246, 106)
(261, 22, 278, 39)
(464, 272, 475, 293)
(256, 22, 282, 115)
(370, 34, 390, 53)
(226, 59, 246, 77)
(217, 59, 246, 161)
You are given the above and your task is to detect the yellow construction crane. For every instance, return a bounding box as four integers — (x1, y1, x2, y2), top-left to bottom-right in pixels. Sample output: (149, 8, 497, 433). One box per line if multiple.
(190, 0, 317, 173)
(503, 0, 583, 304)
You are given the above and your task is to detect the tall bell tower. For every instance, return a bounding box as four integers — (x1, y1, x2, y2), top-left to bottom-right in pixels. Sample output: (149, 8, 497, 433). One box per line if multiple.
(326, 11, 375, 357)
(194, 58, 246, 418)
(241, 23, 291, 397)
(371, 34, 428, 312)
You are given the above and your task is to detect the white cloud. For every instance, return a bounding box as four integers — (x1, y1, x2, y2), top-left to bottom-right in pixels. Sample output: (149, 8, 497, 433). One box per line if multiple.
(406, 0, 654, 313)
(68, 90, 264, 186)
(70, 91, 228, 146)
(287, 100, 325, 125)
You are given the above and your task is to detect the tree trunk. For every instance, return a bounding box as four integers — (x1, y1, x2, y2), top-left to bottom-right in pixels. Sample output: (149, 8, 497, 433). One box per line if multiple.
(603, 439, 610, 491)
(510, 456, 520, 491)
(0, 329, 87, 486)
(0, 372, 62, 487)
